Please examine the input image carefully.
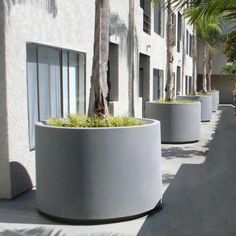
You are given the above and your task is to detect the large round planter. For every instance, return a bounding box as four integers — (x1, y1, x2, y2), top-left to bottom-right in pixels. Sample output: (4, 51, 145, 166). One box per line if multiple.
(210, 90, 219, 112)
(145, 102, 201, 144)
(35, 119, 162, 223)
(177, 95, 212, 122)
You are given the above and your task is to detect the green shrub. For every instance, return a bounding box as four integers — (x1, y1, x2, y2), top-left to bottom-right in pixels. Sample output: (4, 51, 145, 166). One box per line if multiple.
(46, 115, 144, 128)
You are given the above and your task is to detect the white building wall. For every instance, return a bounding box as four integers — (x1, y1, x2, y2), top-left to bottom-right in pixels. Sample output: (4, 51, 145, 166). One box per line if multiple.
(0, 1, 11, 199)
(0, 0, 193, 198)
(2, 0, 95, 198)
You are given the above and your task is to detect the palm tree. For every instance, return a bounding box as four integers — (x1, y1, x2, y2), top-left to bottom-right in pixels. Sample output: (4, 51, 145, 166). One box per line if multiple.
(206, 24, 224, 91)
(190, 15, 222, 93)
(88, 0, 110, 118)
(192, 24, 198, 95)
(172, 0, 236, 23)
(173, 0, 235, 94)
(165, 0, 175, 101)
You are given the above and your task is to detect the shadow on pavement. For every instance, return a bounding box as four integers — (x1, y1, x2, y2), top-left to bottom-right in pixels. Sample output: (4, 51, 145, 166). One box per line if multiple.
(138, 106, 236, 236)
(0, 190, 60, 225)
(162, 147, 207, 160)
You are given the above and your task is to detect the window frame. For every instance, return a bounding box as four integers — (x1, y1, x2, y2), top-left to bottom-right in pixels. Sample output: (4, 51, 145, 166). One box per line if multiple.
(153, 68, 164, 100)
(154, 0, 165, 37)
(26, 42, 86, 150)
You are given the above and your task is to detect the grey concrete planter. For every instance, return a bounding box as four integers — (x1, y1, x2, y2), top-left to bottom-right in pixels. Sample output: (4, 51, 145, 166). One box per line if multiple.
(145, 102, 201, 144)
(210, 90, 219, 112)
(177, 95, 212, 122)
(35, 119, 162, 223)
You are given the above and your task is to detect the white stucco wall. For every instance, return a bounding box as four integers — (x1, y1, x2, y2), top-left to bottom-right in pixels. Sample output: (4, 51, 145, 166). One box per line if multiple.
(3, 0, 95, 198)
(0, 1, 11, 199)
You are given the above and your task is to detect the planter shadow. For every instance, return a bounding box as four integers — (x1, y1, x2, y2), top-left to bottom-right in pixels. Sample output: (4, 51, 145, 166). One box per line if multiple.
(210, 90, 219, 112)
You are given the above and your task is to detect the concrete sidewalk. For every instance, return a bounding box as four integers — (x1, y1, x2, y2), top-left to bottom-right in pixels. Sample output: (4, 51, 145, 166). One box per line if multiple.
(0, 106, 234, 235)
(138, 106, 236, 236)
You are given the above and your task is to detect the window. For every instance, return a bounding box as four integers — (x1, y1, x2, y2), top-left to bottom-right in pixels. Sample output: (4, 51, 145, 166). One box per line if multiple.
(186, 30, 189, 55)
(153, 69, 164, 100)
(186, 31, 193, 57)
(189, 34, 193, 57)
(172, 13, 176, 46)
(176, 66, 181, 95)
(140, 0, 151, 34)
(107, 43, 119, 102)
(177, 12, 182, 52)
(173, 72, 176, 97)
(189, 76, 192, 93)
(27, 44, 86, 149)
(154, 0, 165, 37)
(139, 68, 144, 98)
(185, 75, 188, 94)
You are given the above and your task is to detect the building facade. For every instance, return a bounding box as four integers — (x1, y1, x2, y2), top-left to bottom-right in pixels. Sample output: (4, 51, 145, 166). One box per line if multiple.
(0, 0, 193, 199)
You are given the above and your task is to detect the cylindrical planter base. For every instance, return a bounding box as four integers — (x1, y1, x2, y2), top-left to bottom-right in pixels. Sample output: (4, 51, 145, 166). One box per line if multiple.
(210, 90, 219, 112)
(177, 95, 212, 122)
(35, 119, 162, 223)
(145, 102, 201, 144)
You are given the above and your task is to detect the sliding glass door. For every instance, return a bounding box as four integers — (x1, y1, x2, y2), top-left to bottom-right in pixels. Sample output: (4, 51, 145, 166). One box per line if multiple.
(27, 44, 86, 149)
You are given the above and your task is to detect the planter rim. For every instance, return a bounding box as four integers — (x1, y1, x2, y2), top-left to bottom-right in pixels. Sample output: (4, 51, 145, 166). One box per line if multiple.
(147, 101, 200, 105)
(36, 118, 159, 131)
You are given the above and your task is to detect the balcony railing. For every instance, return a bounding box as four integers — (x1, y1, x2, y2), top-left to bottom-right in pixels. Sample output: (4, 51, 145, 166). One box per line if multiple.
(143, 13, 151, 35)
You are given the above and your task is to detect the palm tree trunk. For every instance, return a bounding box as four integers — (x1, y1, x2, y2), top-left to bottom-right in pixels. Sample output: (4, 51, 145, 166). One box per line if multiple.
(182, 17, 186, 95)
(88, 0, 110, 118)
(207, 50, 213, 91)
(165, 0, 174, 101)
(128, 0, 135, 116)
(192, 24, 197, 95)
(202, 42, 207, 93)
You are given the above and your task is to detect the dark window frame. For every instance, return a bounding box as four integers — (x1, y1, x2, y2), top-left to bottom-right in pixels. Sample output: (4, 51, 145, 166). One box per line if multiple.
(154, 0, 165, 37)
(153, 68, 164, 100)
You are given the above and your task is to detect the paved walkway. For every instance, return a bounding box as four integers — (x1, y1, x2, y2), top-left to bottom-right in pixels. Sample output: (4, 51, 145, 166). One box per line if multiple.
(0, 106, 235, 235)
(138, 106, 236, 236)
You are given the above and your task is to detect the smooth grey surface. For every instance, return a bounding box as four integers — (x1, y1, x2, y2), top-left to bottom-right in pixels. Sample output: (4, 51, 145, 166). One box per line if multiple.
(210, 90, 219, 112)
(35, 119, 162, 221)
(177, 95, 212, 121)
(138, 106, 236, 236)
(145, 102, 201, 143)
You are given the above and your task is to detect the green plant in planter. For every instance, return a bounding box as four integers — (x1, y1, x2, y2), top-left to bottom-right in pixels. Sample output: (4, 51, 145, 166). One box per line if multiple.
(155, 99, 195, 104)
(47, 115, 144, 128)
(196, 91, 212, 96)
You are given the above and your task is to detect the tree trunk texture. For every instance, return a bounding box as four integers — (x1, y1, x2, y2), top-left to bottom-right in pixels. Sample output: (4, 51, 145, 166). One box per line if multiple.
(207, 50, 213, 91)
(128, 0, 135, 116)
(202, 43, 207, 93)
(165, 0, 174, 101)
(181, 17, 186, 95)
(192, 24, 197, 95)
(88, 0, 110, 118)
